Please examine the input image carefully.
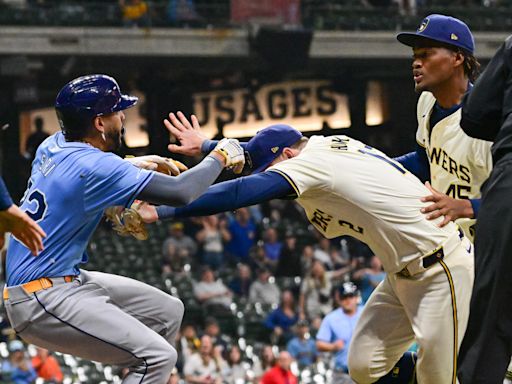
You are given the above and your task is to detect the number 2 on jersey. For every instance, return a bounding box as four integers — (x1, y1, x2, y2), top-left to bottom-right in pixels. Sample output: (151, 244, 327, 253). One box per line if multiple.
(21, 180, 48, 222)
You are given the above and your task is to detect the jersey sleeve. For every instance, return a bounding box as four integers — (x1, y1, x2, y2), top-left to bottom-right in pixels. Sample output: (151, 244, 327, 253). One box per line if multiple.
(84, 152, 154, 213)
(471, 139, 493, 173)
(267, 152, 332, 197)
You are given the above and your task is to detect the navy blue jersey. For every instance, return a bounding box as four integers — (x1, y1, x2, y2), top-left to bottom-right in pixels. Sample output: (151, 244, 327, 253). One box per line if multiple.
(6, 132, 154, 286)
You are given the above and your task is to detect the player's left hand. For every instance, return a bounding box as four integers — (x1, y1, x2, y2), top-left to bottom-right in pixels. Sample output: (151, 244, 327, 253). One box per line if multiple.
(421, 182, 474, 227)
(165, 111, 208, 156)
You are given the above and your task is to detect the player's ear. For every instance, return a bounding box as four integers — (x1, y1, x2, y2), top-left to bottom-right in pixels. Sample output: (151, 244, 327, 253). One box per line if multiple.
(453, 50, 465, 68)
(282, 147, 295, 159)
(93, 116, 105, 133)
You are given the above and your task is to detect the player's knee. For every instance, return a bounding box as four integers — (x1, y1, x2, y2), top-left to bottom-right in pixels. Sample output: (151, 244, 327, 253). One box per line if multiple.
(152, 343, 178, 370)
(165, 295, 184, 322)
(348, 349, 372, 383)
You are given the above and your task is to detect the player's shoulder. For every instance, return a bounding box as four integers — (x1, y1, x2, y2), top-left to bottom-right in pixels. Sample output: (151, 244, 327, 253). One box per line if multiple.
(417, 91, 436, 113)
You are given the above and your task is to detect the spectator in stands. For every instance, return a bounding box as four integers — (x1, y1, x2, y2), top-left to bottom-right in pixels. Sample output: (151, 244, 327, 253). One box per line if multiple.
(301, 245, 315, 274)
(119, 0, 150, 27)
(313, 237, 332, 268)
(286, 319, 317, 368)
(316, 282, 363, 384)
(352, 255, 386, 304)
(249, 268, 280, 307)
(203, 317, 229, 355)
(193, 266, 232, 312)
(223, 345, 246, 383)
(1, 340, 37, 384)
(178, 323, 201, 364)
(195, 215, 230, 270)
(162, 222, 197, 274)
(299, 259, 351, 320)
(262, 228, 283, 270)
(31, 347, 63, 383)
(275, 231, 302, 277)
(225, 207, 258, 264)
(228, 263, 253, 298)
(264, 289, 299, 345)
(260, 351, 298, 384)
(252, 345, 276, 380)
(167, 0, 200, 26)
(24, 116, 48, 161)
(183, 335, 227, 384)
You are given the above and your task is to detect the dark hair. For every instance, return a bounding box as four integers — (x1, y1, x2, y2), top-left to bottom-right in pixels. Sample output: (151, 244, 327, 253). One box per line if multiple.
(460, 50, 480, 83)
(57, 110, 94, 142)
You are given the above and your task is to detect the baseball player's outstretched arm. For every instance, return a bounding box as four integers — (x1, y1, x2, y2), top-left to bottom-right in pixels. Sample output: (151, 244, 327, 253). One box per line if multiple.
(394, 144, 430, 182)
(141, 171, 294, 222)
(137, 139, 245, 206)
(0, 177, 46, 255)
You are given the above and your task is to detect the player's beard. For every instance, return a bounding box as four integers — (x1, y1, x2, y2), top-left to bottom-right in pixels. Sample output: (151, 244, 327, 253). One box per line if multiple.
(106, 126, 124, 151)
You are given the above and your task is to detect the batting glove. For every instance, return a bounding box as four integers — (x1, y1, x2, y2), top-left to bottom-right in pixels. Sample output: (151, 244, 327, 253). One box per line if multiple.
(212, 138, 245, 174)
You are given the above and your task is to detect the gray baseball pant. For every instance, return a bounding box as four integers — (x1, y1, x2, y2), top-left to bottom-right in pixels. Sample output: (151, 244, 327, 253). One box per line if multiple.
(4, 269, 184, 384)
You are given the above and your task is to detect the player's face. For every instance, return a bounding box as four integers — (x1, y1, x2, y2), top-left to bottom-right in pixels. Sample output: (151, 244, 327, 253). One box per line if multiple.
(102, 111, 126, 151)
(412, 47, 458, 93)
(340, 295, 358, 313)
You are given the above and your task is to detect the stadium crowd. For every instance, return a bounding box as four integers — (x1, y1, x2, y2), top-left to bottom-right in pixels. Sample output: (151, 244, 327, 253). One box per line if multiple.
(0, 197, 384, 383)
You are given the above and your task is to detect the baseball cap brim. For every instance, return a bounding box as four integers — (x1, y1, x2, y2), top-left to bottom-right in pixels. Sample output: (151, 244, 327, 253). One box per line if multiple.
(251, 158, 275, 174)
(397, 32, 429, 47)
(396, 32, 469, 52)
(115, 94, 138, 112)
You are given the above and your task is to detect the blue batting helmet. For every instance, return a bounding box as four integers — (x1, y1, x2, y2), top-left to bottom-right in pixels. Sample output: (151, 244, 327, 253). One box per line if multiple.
(55, 74, 138, 138)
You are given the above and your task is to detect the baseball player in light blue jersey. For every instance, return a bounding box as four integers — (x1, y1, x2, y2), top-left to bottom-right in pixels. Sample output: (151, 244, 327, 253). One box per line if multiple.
(3, 74, 245, 384)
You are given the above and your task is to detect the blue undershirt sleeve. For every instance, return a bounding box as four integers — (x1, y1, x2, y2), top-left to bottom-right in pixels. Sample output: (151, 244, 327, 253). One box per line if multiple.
(156, 171, 295, 219)
(0, 177, 14, 211)
(469, 198, 481, 218)
(394, 145, 430, 183)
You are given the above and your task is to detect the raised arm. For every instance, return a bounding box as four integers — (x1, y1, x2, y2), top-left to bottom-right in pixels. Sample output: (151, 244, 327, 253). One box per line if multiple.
(165, 111, 247, 156)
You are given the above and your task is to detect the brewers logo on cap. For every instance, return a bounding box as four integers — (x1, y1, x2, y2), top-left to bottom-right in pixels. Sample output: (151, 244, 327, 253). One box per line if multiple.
(417, 18, 429, 32)
(271, 146, 279, 153)
(451, 33, 458, 40)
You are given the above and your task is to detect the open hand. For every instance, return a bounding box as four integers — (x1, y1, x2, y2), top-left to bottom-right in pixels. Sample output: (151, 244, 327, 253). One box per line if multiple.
(165, 111, 207, 157)
(421, 182, 474, 227)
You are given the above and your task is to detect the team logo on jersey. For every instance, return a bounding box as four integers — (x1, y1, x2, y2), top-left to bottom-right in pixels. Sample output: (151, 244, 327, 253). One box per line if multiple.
(450, 33, 459, 41)
(417, 18, 429, 32)
(271, 146, 279, 153)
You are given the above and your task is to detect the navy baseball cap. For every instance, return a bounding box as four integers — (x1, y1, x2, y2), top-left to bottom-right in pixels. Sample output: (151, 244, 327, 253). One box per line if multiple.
(397, 14, 474, 54)
(338, 282, 358, 298)
(245, 124, 303, 173)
